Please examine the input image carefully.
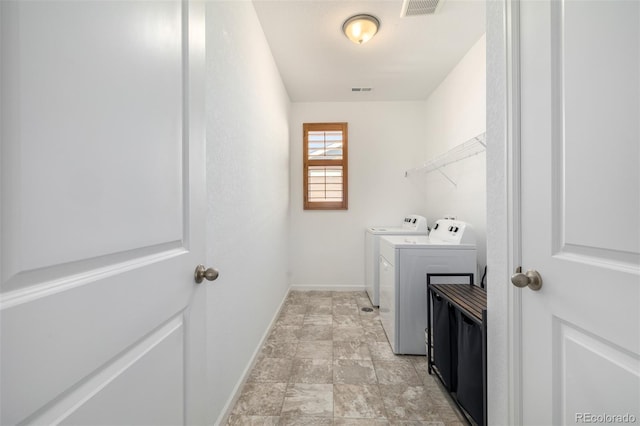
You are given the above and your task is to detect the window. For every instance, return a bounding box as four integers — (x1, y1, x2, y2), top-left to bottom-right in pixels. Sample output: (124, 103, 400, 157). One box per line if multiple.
(303, 122, 348, 210)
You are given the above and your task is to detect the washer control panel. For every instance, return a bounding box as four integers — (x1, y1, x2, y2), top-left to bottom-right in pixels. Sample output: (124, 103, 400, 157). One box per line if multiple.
(429, 219, 475, 244)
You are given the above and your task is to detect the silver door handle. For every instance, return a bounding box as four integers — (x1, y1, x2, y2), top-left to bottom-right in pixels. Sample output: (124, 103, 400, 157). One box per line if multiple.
(194, 265, 219, 283)
(511, 267, 542, 291)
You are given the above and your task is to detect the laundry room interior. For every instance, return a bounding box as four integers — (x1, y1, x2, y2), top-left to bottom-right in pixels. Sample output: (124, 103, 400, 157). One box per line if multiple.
(4, 0, 639, 424)
(208, 0, 487, 424)
(2, 0, 489, 424)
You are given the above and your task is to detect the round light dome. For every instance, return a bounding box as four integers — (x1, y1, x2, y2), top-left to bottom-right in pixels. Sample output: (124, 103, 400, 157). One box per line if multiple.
(342, 14, 380, 45)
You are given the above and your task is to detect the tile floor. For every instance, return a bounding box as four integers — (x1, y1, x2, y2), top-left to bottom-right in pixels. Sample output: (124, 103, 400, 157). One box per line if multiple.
(226, 290, 466, 425)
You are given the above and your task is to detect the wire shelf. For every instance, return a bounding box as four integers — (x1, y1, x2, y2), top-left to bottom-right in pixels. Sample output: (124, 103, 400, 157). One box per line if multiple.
(405, 132, 486, 186)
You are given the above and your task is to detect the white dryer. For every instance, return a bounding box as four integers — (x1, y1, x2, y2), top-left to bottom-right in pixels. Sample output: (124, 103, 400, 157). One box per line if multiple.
(379, 219, 477, 355)
(365, 215, 427, 306)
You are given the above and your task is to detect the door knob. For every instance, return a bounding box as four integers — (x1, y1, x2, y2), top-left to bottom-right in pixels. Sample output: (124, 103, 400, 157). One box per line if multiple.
(194, 265, 219, 283)
(511, 267, 542, 291)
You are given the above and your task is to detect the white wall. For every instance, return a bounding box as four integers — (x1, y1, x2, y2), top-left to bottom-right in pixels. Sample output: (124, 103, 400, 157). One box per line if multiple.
(289, 102, 427, 288)
(205, 1, 291, 423)
(415, 34, 487, 280)
(485, 1, 510, 423)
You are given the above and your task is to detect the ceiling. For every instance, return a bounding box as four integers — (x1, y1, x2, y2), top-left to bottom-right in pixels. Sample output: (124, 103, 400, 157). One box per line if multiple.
(253, 0, 486, 102)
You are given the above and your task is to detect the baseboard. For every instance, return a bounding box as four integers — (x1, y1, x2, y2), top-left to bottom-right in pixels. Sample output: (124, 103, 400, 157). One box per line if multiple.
(289, 284, 365, 292)
(214, 287, 292, 426)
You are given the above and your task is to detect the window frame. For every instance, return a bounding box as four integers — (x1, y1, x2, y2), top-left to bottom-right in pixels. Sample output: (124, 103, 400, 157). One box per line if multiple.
(303, 122, 349, 210)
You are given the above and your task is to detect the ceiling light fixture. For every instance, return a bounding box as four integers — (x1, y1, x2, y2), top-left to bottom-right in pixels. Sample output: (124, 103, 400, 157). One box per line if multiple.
(342, 14, 380, 45)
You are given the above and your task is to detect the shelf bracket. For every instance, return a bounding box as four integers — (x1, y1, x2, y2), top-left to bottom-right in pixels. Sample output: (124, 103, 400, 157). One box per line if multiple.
(436, 168, 457, 188)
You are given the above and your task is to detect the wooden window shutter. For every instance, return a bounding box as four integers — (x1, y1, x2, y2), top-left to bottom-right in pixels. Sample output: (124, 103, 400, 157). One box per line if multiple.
(303, 122, 348, 210)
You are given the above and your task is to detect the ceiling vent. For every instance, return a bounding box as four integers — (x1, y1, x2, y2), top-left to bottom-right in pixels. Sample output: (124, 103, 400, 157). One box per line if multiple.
(400, 0, 446, 16)
(351, 87, 372, 92)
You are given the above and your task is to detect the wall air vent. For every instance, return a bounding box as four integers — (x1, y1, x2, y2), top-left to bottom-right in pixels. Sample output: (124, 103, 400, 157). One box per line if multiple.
(400, 0, 446, 16)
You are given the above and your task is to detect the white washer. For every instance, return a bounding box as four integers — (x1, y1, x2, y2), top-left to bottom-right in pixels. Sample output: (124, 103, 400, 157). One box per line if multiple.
(365, 215, 427, 306)
(379, 219, 477, 355)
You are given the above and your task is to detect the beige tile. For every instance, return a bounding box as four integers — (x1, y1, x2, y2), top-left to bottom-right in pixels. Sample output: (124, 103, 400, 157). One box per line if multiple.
(379, 385, 436, 421)
(287, 292, 310, 305)
(426, 388, 458, 411)
(421, 372, 443, 389)
(332, 297, 358, 304)
(334, 419, 390, 425)
(333, 304, 360, 316)
(332, 298, 357, 305)
(296, 325, 333, 341)
(307, 304, 333, 315)
(333, 315, 361, 328)
(226, 415, 280, 425)
(333, 384, 386, 419)
(277, 314, 306, 327)
(360, 317, 383, 328)
(426, 395, 466, 423)
(333, 327, 365, 341)
(368, 342, 398, 360)
(332, 291, 362, 300)
(281, 384, 333, 417)
(411, 360, 431, 387)
(304, 314, 333, 326)
(363, 324, 389, 343)
(231, 382, 287, 416)
(290, 359, 333, 384)
(408, 355, 428, 368)
(333, 359, 377, 384)
(308, 296, 333, 306)
(279, 416, 334, 425)
(430, 405, 466, 425)
(261, 339, 299, 359)
(280, 304, 308, 316)
(270, 326, 301, 342)
(373, 360, 422, 385)
(333, 340, 371, 360)
(296, 341, 333, 359)
(247, 357, 292, 383)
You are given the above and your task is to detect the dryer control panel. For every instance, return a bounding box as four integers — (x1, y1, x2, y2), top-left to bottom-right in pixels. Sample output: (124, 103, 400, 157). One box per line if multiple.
(429, 219, 475, 245)
(401, 214, 428, 233)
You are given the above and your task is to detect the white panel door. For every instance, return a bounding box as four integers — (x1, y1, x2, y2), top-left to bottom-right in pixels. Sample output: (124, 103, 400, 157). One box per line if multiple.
(0, 1, 208, 425)
(519, 0, 639, 424)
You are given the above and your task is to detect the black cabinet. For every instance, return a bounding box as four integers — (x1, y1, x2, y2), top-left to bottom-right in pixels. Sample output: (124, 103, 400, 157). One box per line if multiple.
(426, 274, 487, 426)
